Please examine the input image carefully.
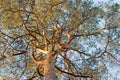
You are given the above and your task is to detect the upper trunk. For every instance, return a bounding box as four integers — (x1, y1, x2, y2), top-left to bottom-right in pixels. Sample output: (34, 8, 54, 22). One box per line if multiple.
(43, 51, 58, 80)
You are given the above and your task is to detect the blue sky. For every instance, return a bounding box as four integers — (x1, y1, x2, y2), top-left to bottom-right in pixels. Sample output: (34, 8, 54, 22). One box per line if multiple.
(93, 0, 120, 79)
(93, 0, 120, 4)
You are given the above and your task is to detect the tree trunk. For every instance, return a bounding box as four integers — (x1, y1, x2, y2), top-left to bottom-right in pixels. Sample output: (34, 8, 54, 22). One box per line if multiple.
(43, 51, 58, 80)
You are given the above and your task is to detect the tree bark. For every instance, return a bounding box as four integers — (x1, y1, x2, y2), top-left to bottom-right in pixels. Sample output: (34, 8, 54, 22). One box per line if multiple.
(43, 51, 58, 80)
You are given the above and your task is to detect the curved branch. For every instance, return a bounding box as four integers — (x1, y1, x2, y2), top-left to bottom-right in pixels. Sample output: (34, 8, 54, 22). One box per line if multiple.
(69, 26, 106, 44)
(37, 65, 44, 77)
(55, 66, 93, 78)
(105, 51, 120, 62)
(0, 51, 27, 61)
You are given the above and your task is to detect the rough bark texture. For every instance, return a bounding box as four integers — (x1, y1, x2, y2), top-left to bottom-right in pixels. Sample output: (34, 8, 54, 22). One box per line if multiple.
(43, 51, 58, 80)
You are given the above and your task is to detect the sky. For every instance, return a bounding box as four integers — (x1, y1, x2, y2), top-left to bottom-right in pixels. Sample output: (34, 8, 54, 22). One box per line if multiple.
(92, 0, 120, 79)
(93, 0, 120, 4)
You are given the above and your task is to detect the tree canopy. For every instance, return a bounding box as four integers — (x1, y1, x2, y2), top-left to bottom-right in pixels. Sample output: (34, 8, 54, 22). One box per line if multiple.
(0, 0, 120, 80)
